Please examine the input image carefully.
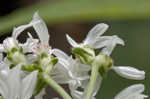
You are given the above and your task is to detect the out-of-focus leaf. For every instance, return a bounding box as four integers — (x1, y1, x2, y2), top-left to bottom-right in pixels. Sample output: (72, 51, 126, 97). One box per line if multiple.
(0, 0, 150, 34)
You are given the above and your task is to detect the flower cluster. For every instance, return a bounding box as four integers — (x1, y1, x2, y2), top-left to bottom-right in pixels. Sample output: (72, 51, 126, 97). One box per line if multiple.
(0, 12, 147, 99)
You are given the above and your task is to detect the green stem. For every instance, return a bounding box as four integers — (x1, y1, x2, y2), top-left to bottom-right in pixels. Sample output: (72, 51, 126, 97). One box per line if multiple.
(42, 72, 72, 99)
(84, 64, 99, 99)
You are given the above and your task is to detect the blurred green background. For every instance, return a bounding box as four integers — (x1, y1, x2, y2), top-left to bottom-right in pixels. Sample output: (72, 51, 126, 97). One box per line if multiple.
(0, 0, 149, 98)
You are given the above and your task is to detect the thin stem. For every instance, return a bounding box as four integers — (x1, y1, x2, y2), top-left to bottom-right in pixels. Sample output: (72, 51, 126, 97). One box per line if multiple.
(42, 72, 72, 99)
(84, 63, 99, 99)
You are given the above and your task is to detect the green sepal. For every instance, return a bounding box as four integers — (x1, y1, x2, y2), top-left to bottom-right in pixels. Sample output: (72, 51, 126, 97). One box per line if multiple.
(99, 65, 107, 77)
(7, 47, 22, 55)
(22, 64, 43, 72)
(72, 46, 95, 65)
(50, 57, 58, 66)
(40, 52, 48, 59)
(10, 64, 15, 69)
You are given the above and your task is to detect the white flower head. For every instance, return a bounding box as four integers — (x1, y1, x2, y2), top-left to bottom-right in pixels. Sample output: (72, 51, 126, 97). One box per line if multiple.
(115, 84, 148, 99)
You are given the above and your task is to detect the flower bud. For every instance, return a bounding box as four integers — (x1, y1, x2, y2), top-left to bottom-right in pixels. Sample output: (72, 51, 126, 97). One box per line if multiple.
(112, 66, 145, 80)
(115, 84, 147, 99)
(93, 54, 113, 77)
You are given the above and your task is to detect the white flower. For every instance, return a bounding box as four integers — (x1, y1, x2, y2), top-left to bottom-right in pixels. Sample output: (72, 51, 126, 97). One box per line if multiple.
(52, 49, 102, 99)
(52, 49, 90, 85)
(66, 23, 145, 80)
(66, 23, 124, 51)
(0, 65, 38, 99)
(0, 12, 50, 56)
(115, 84, 148, 99)
(18, 12, 51, 55)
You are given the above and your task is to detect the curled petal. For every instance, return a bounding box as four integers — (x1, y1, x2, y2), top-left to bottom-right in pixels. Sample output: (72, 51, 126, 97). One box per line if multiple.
(12, 20, 40, 40)
(32, 12, 49, 46)
(101, 35, 124, 56)
(66, 34, 79, 47)
(112, 66, 145, 80)
(90, 36, 113, 49)
(115, 84, 147, 99)
(83, 23, 109, 46)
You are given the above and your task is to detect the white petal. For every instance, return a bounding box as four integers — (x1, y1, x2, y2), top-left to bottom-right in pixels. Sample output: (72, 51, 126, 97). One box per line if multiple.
(52, 49, 69, 61)
(34, 88, 46, 99)
(71, 90, 83, 99)
(127, 93, 148, 99)
(52, 62, 71, 84)
(32, 12, 49, 46)
(83, 23, 109, 45)
(112, 66, 145, 80)
(114, 84, 147, 99)
(22, 71, 38, 99)
(3, 37, 18, 50)
(89, 36, 111, 49)
(101, 35, 124, 56)
(66, 34, 79, 47)
(0, 44, 4, 52)
(0, 53, 3, 62)
(8, 65, 22, 99)
(0, 68, 10, 99)
(12, 20, 40, 40)
(90, 36, 123, 49)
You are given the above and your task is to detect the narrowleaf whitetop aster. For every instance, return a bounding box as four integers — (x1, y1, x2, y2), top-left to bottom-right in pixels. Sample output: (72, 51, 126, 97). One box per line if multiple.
(0, 12, 65, 99)
(13, 12, 51, 55)
(114, 84, 148, 99)
(12, 13, 73, 99)
(66, 23, 145, 80)
(0, 64, 38, 99)
(66, 23, 145, 99)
